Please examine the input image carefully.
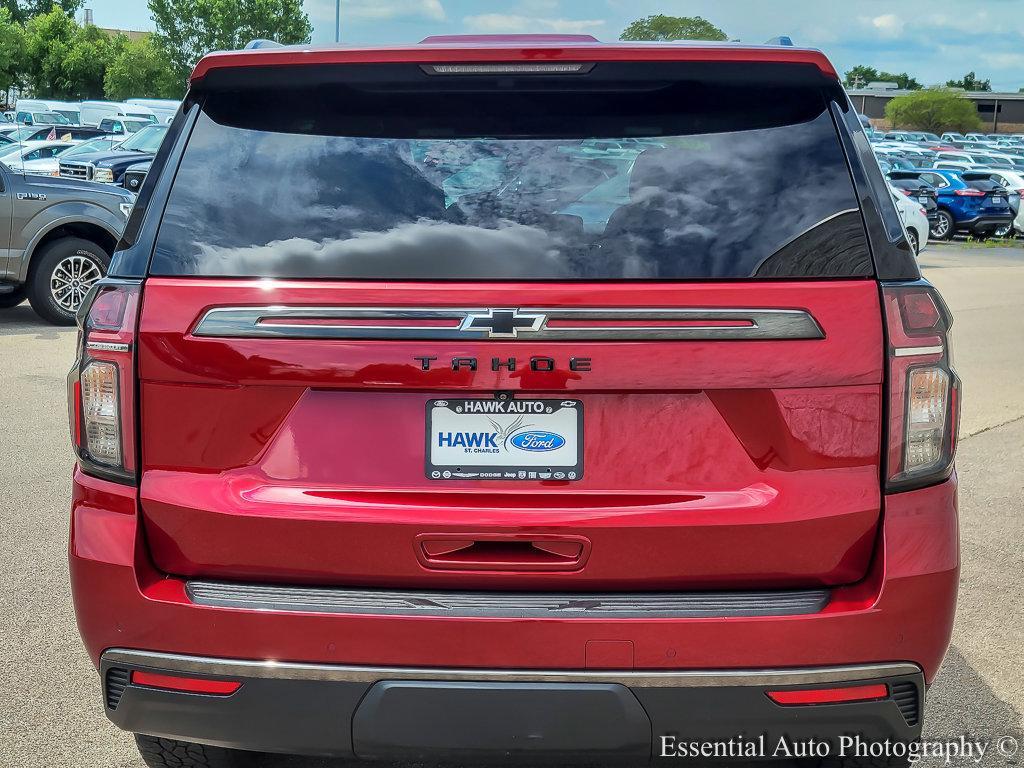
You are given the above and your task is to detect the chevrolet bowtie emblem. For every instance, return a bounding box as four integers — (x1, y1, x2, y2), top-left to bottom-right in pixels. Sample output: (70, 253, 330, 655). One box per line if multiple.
(460, 309, 546, 338)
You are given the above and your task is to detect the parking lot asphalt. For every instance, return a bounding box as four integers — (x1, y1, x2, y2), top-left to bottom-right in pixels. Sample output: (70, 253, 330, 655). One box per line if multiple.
(1, 242, 1022, 768)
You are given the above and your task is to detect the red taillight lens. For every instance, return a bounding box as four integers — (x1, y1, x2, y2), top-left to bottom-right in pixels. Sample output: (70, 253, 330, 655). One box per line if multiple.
(67, 280, 141, 484)
(767, 684, 888, 706)
(883, 283, 960, 491)
(130, 671, 241, 696)
(954, 188, 984, 196)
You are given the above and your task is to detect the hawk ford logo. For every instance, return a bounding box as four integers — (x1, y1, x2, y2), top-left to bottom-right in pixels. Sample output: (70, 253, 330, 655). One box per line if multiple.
(510, 431, 565, 452)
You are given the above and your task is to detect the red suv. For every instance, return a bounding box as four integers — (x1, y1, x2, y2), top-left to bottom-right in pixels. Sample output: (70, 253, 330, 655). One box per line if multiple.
(68, 37, 960, 768)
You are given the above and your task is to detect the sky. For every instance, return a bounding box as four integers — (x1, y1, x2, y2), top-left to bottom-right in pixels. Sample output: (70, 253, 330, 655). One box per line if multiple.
(82, 0, 1024, 91)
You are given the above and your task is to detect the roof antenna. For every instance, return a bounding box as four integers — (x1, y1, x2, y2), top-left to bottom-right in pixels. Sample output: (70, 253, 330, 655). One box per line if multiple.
(764, 35, 795, 46)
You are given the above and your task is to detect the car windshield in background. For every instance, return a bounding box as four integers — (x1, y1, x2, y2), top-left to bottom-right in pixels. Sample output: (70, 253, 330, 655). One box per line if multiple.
(119, 125, 166, 153)
(63, 137, 119, 157)
(152, 107, 870, 280)
(33, 112, 70, 125)
(54, 111, 80, 124)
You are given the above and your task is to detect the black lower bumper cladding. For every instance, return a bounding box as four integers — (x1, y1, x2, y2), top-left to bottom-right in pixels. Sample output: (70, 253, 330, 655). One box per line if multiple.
(101, 650, 923, 762)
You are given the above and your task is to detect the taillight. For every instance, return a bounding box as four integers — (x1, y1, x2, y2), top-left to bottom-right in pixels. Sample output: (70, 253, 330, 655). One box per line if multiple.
(883, 282, 960, 491)
(953, 188, 984, 197)
(67, 279, 141, 484)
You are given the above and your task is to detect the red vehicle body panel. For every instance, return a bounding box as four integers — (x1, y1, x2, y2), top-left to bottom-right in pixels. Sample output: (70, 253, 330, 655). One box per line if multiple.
(136, 279, 884, 589)
(190, 42, 839, 83)
(70, 469, 958, 682)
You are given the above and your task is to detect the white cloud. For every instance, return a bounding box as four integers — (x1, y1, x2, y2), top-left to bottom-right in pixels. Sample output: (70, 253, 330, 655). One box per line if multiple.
(463, 14, 605, 34)
(981, 52, 1024, 69)
(868, 14, 905, 38)
(320, 0, 446, 22)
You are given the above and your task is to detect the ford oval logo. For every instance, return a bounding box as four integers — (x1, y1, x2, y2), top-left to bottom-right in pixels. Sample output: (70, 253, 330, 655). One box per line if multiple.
(510, 431, 565, 452)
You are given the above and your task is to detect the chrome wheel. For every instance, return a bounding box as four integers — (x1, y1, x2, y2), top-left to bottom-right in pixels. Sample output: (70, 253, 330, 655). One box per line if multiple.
(931, 211, 952, 240)
(907, 228, 919, 255)
(994, 224, 1012, 238)
(49, 253, 102, 313)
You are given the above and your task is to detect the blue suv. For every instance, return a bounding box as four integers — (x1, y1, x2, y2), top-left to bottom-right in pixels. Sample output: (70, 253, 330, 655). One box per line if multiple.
(912, 168, 1014, 240)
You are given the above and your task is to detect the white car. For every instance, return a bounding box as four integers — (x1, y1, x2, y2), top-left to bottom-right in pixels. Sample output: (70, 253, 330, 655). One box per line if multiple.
(889, 182, 929, 254)
(17, 135, 122, 176)
(0, 139, 78, 173)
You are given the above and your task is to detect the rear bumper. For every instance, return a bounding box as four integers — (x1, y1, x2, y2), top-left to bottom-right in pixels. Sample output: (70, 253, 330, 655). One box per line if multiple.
(71, 468, 958, 757)
(102, 649, 923, 760)
(955, 214, 1015, 232)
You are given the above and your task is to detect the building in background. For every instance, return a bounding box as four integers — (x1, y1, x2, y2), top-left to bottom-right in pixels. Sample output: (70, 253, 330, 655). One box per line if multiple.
(849, 85, 1024, 133)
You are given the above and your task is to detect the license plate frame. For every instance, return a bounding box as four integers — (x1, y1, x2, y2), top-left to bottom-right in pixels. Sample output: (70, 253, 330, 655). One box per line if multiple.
(425, 398, 583, 481)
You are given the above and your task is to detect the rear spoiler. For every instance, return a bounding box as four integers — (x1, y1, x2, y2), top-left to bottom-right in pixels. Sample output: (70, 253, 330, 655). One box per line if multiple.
(190, 42, 838, 83)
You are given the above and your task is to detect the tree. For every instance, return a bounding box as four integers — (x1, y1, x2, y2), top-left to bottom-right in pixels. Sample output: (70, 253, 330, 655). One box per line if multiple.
(620, 14, 726, 42)
(148, 0, 312, 83)
(0, 7, 25, 95)
(844, 65, 921, 90)
(105, 35, 183, 100)
(884, 89, 981, 133)
(22, 7, 112, 99)
(0, 0, 82, 24)
(946, 71, 991, 92)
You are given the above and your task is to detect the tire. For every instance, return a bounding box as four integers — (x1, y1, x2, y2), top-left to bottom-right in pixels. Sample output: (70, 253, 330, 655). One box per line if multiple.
(27, 237, 110, 326)
(906, 227, 919, 255)
(993, 224, 1012, 237)
(135, 735, 261, 768)
(0, 285, 26, 309)
(930, 209, 954, 241)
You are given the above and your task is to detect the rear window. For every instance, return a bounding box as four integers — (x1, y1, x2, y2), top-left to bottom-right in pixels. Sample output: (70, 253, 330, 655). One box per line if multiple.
(151, 66, 871, 280)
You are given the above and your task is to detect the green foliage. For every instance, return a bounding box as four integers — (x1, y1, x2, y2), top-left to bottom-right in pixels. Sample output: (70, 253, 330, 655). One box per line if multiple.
(148, 0, 312, 82)
(844, 65, 922, 90)
(0, 7, 25, 92)
(619, 14, 726, 42)
(945, 71, 991, 92)
(0, 0, 82, 24)
(884, 89, 982, 133)
(22, 7, 112, 98)
(104, 35, 183, 99)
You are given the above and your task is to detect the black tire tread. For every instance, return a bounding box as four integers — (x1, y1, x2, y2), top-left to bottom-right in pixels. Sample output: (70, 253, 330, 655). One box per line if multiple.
(27, 236, 110, 326)
(134, 734, 259, 768)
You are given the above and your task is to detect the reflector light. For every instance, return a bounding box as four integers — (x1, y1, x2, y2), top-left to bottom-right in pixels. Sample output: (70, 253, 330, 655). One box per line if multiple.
(767, 684, 888, 705)
(427, 63, 588, 74)
(130, 671, 241, 695)
(80, 361, 121, 466)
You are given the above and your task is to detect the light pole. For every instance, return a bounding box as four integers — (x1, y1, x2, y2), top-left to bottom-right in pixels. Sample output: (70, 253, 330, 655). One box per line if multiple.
(336, 0, 341, 43)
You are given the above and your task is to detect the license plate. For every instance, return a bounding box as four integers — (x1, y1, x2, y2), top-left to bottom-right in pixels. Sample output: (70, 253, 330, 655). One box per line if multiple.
(918, 196, 929, 204)
(426, 398, 583, 481)
(992, 196, 1004, 204)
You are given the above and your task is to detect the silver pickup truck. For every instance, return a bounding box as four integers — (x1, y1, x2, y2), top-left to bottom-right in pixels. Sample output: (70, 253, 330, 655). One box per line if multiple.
(0, 165, 132, 324)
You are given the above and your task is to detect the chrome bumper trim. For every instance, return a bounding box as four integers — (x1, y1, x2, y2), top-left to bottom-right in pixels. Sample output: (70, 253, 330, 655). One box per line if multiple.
(102, 650, 920, 688)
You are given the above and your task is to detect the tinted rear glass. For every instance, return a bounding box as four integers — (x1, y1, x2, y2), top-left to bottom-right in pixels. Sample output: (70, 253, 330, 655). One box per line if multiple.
(152, 67, 871, 280)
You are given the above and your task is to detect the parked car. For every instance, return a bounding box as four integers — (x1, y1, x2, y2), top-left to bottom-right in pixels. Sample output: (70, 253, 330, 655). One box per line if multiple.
(0, 139, 78, 173)
(888, 182, 929, 254)
(68, 38, 959, 768)
(15, 99, 82, 125)
(121, 159, 151, 193)
(59, 124, 167, 185)
(961, 169, 1024, 236)
(98, 117, 153, 136)
(888, 171, 939, 225)
(912, 168, 1014, 239)
(2, 125, 106, 142)
(127, 98, 181, 124)
(79, 100, 157, 127)
(18, 135, 122, 176)
(0, 168, 132, 322)
(15, 109, 73, 126)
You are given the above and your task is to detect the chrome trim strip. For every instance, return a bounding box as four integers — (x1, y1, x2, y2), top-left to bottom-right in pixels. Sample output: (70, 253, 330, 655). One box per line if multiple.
(893, 345, 943, 357)
(185, 580, 831, 619)
(193, 306, 824, 341)
(102, 650, 920, 688)
(86, 341, 131, 353)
